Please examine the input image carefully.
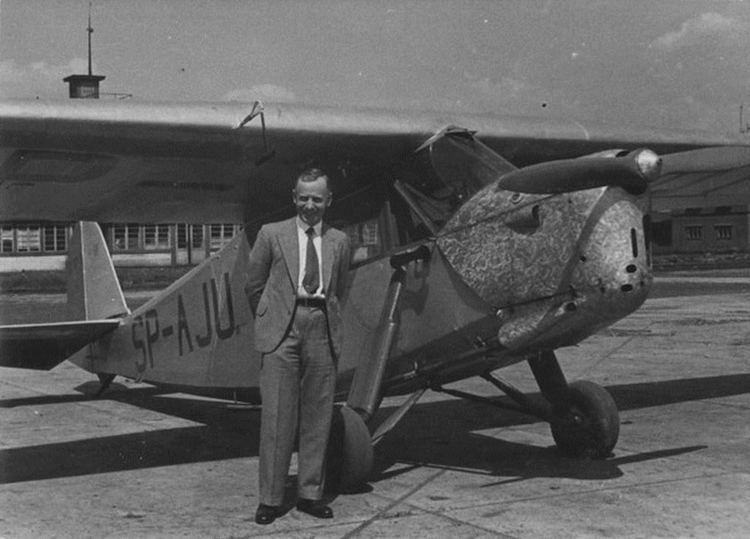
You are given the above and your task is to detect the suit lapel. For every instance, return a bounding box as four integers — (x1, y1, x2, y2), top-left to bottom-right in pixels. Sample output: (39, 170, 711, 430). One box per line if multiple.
(278, 218, 299, 289)
(321, 225, 336, 292)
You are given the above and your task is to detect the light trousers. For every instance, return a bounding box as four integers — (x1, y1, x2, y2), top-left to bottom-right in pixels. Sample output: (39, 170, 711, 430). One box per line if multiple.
(258, 305, 336, 505)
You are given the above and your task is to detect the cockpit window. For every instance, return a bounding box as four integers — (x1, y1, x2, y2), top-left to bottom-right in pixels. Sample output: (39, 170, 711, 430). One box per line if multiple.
(393, 128, 518, 242)
(327, 183, 396, 266)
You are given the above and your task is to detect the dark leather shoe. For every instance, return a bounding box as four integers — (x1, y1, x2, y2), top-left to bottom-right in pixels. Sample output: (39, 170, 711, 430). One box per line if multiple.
(296, 498, 333, 519)
(255, 504, 280, 525)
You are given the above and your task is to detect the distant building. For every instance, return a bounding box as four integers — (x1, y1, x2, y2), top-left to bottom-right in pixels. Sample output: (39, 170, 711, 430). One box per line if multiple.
(63, 73, 106, 99)
(0, 223, 241, 271)
(651, 206, 750, 254)
(63, 5, 105, 100)
(0, 223, 71, 271)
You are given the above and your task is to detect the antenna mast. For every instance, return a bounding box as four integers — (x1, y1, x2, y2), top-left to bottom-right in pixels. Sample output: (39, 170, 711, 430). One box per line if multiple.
(87, 1, 93, 76)
(63, 0, 107, 98)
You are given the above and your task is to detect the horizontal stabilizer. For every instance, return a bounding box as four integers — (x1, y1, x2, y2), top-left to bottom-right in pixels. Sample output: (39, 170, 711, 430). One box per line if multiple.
(0, 320, 119, 370)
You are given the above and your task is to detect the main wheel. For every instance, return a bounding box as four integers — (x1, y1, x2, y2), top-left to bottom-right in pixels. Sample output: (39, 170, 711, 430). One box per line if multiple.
(326, 405, 374, 492)
(550, 380, 619, 459)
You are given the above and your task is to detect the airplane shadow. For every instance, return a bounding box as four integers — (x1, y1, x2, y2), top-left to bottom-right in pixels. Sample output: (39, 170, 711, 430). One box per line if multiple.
(372, 436, 705, 486)
(369, 371, 749, 484)
(0, 384, 261, 485)
(369, 394, 707, 484)
(0, 372, 747, 486)
(0, 382, 162, 409)
(0, 422, 258, 485)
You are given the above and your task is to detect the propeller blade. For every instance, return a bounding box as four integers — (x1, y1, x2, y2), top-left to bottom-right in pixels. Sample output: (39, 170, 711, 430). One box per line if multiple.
(496, 148, 661, 195)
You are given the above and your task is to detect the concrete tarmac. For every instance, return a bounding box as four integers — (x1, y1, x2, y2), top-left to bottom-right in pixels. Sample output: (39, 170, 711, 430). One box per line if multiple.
(1, 275, 750, 538)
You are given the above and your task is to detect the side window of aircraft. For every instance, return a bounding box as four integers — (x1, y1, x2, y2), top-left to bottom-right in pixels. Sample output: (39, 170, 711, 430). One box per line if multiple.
(389, 186, 437, 244)
(327, 182, 396, 266)
(342, 217, 383, 264)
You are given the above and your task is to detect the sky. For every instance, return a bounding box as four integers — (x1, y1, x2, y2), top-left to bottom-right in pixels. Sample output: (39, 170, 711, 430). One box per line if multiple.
(1, 0, 750, 134)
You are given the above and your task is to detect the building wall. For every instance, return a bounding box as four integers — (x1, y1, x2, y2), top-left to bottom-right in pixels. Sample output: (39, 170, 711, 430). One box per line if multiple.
(111, 252, 173, 267)
(0, 255, 67, 271)
(0, 223, 241, 271)
(0, 224, 71, 271)
(667, 206, 749, 253)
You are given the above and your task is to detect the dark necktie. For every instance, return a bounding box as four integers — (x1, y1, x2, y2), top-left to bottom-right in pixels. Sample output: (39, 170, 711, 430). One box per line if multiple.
(302, 227, 319, 295)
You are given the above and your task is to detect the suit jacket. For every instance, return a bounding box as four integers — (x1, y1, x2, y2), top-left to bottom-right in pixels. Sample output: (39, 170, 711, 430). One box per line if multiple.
(245, 217, 351, 358)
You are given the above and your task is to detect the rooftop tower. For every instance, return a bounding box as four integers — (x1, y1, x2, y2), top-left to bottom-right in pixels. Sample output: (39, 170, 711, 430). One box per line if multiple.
(63, 2, 105, 98)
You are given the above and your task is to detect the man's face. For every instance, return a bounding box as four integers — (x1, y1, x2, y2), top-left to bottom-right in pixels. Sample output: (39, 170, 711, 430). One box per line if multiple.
(293, 176, 332, 226)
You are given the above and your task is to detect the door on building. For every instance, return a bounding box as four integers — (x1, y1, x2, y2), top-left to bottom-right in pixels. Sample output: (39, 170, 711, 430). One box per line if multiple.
(175, 224, 208, 265)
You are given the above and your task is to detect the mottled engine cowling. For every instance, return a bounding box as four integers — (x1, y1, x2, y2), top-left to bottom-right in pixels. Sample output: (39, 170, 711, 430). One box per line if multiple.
(437, 183, 651, 351)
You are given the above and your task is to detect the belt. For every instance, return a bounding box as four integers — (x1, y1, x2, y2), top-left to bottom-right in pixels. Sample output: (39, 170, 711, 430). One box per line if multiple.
(296, 297, 326, 309)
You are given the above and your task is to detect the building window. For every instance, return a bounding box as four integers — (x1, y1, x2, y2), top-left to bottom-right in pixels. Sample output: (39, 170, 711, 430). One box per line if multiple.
(685, 225, 703, 241)
(192, 225, 204, 249)
(177, 224, 188, 249)
(1, 226, 14, 253)
(715, 224, 733, 241)
(112, 223, 141, 251)
(209, 224, 237, 251)
(143, 224, 170, 250)
(43, 225, 68, 252)
(176, 224, 205, 249)
(16, 226, 41, 252)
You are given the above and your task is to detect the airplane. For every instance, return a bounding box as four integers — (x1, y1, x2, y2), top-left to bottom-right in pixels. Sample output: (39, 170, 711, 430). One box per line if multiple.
(3, 97, 750, 490)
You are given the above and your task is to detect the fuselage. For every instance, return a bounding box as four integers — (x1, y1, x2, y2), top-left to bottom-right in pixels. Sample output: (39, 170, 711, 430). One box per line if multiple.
(69, 181, 650, 402)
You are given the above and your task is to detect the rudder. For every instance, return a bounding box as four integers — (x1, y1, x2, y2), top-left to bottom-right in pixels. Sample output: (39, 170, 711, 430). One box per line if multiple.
(66, 221, 129, 321)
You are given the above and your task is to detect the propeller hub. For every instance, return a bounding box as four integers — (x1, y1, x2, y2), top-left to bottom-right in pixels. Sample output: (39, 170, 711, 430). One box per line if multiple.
(634, 149, 662, 182)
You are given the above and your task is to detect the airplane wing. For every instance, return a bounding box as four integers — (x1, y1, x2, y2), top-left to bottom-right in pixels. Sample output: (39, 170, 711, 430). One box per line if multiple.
(2, 98, 748, 224)
(0, 320, 120, 370)
(650, 146, 750, 211)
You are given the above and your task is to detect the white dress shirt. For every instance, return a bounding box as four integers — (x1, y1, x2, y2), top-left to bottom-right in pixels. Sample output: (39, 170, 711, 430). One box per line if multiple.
(296, 217, 324, 298)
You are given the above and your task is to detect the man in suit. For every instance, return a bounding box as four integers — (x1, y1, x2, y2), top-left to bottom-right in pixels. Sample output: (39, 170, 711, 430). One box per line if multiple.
(245, 168, 351, 525)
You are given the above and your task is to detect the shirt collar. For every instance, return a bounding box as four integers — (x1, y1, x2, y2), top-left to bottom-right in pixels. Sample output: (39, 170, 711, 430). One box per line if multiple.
(296, 216, 322, 236)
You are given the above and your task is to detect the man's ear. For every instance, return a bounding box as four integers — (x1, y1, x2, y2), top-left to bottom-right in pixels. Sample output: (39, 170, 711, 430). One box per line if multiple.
(326, 192, 333, 207)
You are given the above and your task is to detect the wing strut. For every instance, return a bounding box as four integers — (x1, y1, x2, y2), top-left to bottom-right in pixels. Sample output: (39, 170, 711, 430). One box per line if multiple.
(237, 100, 276, 166)
(345, 244, 432, 423)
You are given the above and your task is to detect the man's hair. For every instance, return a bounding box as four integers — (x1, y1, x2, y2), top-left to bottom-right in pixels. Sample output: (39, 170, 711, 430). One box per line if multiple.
(296, 168, 330, 190)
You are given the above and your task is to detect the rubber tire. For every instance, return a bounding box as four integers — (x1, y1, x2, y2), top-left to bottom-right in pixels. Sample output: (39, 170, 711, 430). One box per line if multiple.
(550, 380, 619, 459)
(326, 405, 374, 492)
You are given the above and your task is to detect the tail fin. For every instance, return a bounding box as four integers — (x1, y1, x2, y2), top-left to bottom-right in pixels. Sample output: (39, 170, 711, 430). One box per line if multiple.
(66, 222, 129, 321)
(0, 222, 125, 370)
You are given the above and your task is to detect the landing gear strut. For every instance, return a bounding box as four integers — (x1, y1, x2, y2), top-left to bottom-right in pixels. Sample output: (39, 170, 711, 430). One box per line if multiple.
(433, 350, 620, 459)
(327, 244, 432, 492)
(529, 351, 619, 458)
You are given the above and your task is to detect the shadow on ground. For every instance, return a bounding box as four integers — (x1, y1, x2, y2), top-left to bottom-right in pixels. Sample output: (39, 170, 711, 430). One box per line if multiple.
(1, 372, 746, 486)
